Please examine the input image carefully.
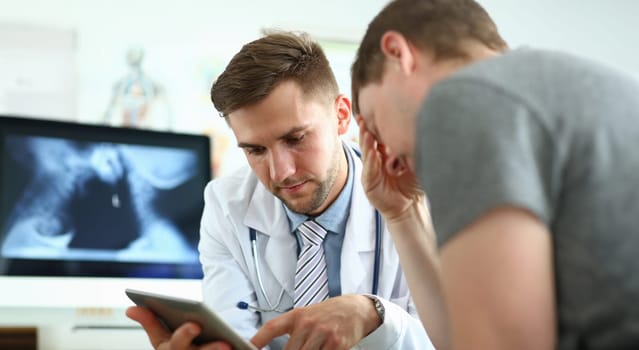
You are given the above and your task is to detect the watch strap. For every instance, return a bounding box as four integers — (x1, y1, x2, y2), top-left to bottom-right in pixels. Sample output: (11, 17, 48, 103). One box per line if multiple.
(366, 294, 385, 323)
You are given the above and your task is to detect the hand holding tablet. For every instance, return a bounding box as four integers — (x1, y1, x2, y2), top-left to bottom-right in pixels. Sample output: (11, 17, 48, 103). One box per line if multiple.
(125, 288, 257, 350)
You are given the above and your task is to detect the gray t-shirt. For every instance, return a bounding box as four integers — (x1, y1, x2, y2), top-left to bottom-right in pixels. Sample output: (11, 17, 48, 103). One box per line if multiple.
(416, 48, 639, 349)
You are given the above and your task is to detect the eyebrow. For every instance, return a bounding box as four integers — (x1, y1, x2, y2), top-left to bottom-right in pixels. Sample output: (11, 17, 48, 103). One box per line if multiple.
(237, 125, 310, 149)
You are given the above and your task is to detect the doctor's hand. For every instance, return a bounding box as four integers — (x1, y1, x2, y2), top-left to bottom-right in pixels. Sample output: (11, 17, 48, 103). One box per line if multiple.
(356, 115, 425, 222)
(126, 306, 232, 350)
(251, 294, 381, 350)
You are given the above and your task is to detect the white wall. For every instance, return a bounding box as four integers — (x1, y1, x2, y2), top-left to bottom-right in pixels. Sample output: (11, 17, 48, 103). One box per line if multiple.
(479, 0, 639, 79)
(0, 0, 388, 124)
(2, 0, 637, 117)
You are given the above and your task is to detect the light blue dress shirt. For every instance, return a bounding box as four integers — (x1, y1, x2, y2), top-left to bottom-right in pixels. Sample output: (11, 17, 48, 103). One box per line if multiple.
(283, 143, 355, 297)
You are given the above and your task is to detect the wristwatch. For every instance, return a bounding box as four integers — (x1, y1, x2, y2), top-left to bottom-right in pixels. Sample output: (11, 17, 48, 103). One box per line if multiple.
(366, 295, 385, 323)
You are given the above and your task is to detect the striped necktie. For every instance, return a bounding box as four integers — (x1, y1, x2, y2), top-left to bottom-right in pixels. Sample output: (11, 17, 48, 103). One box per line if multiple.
(294, 220, 330, 307)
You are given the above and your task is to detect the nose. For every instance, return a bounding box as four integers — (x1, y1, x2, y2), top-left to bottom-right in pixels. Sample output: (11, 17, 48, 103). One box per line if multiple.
(268, 148, 296, 183)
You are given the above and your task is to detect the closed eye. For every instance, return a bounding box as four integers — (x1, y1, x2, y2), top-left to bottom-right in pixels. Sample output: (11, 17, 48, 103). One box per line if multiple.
(284, 134, 305, 146)
(245, 146, 266, 156)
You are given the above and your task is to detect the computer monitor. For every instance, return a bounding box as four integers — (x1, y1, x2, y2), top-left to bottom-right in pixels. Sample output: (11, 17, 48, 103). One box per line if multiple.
(0, 115, 211, 308)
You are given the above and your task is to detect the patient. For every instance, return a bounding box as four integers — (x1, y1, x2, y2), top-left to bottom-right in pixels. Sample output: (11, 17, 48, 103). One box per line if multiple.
(350, 0, 639, 349)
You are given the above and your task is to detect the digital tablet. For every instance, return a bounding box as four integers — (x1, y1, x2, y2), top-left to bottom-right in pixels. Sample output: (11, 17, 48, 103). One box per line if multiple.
(125, 288, 257, 350)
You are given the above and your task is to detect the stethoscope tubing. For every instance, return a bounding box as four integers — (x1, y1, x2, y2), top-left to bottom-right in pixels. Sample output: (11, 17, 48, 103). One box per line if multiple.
(245, 214, 381, 313)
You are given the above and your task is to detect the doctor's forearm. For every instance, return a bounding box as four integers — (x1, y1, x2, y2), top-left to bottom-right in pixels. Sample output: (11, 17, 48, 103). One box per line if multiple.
(385, 201, 451, 350)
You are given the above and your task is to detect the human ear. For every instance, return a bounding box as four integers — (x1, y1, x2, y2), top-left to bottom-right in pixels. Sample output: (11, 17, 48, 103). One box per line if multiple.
(334, 94, 352, 135)
(380, 31, 415, 75)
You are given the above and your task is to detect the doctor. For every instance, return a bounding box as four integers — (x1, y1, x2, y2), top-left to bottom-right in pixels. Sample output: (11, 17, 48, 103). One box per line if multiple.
(127, 31, 433, 349)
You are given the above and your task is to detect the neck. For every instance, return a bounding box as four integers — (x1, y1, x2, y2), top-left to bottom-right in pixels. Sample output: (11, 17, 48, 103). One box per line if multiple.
(429, 42, 501, 84)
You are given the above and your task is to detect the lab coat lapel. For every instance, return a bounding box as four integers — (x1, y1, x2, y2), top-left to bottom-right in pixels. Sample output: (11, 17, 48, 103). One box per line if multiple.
(341, 147, 376, 293)
(243, 182, 296, 298)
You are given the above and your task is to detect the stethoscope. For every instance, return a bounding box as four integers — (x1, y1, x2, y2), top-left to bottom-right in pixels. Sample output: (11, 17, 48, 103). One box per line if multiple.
(237, 146, 382, 314)
(237, 211, 382, 314)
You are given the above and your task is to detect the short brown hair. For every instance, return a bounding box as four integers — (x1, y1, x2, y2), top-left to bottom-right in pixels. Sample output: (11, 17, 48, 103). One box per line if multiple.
(211, 31, 339, 118)
(351, 0, 508, 114)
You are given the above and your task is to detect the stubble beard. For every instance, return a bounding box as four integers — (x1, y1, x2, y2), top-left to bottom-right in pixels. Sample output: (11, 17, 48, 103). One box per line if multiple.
(278, 177, 332, 215)
(277, 146, 342, 215)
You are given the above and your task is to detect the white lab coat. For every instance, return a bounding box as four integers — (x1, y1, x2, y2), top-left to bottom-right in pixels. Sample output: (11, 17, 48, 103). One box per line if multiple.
(198, 146, 434, 349)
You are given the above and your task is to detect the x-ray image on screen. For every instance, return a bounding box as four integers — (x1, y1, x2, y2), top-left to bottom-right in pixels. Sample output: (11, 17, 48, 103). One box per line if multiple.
(1, 135, 202, 265)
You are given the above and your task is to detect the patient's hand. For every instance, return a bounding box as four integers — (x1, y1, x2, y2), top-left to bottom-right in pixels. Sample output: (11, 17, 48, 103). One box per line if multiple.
(356, 115, 425, 221)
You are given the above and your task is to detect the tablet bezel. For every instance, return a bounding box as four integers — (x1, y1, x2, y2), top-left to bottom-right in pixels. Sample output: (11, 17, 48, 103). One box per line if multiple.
(125, 288, 257, 350)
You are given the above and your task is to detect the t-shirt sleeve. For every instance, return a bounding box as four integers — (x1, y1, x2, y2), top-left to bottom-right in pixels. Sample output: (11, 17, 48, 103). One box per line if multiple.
(415, 78, 559, 246)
